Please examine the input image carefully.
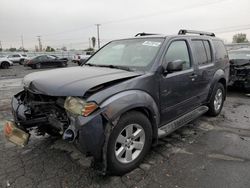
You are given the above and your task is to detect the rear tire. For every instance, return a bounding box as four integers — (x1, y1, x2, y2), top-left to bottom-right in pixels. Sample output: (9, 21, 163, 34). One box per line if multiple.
(60, 62, 67, 67)
(19, 59, 24, 65)
(107, 111, 152, 175)
(207, 83, 225, 116)
(1, 62, 10, 69)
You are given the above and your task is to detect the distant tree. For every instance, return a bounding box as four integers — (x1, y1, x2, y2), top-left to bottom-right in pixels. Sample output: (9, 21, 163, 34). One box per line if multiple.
(9, 48, 16, 52)
(232, 33, 249, 43)
(45, 46, 55, 52)
(61, 46, 67, 51)
(45, 46, 50, 52)
(91, 37, 96, 48)
(0, 48, 2, 52)
(84, 47, 94, 52)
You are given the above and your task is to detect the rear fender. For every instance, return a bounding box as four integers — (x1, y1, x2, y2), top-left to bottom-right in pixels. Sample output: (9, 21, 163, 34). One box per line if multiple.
(207, 69, 227, 102)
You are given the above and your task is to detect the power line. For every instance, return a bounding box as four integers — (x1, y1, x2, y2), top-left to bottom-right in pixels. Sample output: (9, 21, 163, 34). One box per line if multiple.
(216, 27, 250, 34)
(17, 0, 229, 39)
(101, 0, 229, 25)
(41, 25, 94, 37)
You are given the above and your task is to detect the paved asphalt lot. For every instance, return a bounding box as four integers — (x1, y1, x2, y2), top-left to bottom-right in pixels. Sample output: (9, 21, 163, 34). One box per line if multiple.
(0, 63, 250, 188)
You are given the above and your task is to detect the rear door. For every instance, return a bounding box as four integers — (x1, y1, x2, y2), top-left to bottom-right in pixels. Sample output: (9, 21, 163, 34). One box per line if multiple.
(160, 39, 200, 125)
(39, 56, 49, 66)
(190, 39, 215, 103)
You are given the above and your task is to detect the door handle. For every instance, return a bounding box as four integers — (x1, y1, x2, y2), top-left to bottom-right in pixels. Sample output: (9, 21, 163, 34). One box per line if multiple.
(189, 74, 198, 78)
(189, 73, 197, 81)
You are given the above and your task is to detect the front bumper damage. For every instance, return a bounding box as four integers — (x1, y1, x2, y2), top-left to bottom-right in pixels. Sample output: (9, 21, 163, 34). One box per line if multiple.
(9, 90, 114, 174)
(229, 61, 250, 91)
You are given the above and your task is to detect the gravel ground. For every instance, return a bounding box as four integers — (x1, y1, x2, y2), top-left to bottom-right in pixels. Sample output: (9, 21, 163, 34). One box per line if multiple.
(0, 66, 250, 188)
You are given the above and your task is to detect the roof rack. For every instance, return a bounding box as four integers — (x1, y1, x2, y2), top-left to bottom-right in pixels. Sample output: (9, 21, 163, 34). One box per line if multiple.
(135, 32, 159, 37)
(178, 29, 215, 37)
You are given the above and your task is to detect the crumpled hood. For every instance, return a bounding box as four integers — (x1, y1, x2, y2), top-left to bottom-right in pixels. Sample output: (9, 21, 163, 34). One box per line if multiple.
(230, 59, 250, 67)
(23, 66, 140, 96)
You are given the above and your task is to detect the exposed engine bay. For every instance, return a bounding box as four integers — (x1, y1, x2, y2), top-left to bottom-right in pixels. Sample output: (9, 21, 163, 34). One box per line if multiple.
(13, 90, 69, 136)
(229, 59, 250, 92)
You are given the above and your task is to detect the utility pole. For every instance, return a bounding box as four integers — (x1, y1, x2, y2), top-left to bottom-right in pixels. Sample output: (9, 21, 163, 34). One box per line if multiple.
(37, 36, 42, 51)
(95, 24, 101, 49)
(89, 38, 91, 48)
(21, 35, 24, 51)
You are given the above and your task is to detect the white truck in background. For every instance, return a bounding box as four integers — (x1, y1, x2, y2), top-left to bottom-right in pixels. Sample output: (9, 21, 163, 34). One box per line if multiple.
(7, 53, 30, 65)
(72, 51, 93, 65)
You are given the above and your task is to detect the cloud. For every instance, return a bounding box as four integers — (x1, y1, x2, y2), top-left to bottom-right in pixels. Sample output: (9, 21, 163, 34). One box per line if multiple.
(0, 0, 249, 49)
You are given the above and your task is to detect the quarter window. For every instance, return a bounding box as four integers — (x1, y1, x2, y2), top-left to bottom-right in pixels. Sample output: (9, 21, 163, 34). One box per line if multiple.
(192, 40, 207, 65)
(164, 40, 191, 70)
(213, 40, 227, 60)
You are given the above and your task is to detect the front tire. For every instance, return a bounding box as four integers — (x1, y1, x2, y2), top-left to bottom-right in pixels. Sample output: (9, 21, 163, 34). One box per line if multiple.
(107, 111, 152, 175)
(207, 83, 225, 116)
(1, 62, 10, 69)
(60, 62, 67, 67)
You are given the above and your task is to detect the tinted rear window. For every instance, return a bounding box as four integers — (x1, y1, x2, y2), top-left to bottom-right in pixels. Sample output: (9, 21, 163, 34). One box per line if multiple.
(192, 40, 208, 65)
(213, 40, 227, 60)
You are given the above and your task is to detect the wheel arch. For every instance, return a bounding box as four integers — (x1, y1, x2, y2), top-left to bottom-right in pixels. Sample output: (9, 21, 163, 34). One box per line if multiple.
(207, 69, 227, 102)
(100, 90, 160, 143)
(122, 106, 158, 143)
(1, 61, 10, 68)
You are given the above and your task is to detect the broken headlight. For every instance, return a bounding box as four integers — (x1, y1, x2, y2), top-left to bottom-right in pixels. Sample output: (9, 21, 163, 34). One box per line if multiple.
(64, 97, 98, 117)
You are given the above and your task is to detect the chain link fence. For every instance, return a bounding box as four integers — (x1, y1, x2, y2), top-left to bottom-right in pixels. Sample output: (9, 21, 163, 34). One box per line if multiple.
(0, 50, 91, 60)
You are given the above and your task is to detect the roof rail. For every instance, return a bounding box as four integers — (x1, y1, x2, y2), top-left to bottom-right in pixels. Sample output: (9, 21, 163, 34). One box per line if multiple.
(135, 32, 159, 37)
(178, 29, 215, 37)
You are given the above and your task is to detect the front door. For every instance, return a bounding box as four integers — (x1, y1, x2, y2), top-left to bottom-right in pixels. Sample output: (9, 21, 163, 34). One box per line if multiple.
(160, 39, 199, 125)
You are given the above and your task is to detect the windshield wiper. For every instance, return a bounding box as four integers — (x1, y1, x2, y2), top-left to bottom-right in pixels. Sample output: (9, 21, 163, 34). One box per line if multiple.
(84, 64, 131, 71)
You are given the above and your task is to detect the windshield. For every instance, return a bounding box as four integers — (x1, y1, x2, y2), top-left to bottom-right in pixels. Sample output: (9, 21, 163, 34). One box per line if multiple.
(86, 38, 164, 71)
(228, 50, 250, 60)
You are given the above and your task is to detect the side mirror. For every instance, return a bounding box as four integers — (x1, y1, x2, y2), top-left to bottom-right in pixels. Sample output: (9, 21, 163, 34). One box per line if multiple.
(164, 60, 185, 73)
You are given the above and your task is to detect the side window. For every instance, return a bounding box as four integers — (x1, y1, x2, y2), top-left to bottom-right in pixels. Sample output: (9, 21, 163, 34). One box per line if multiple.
(164, 40, 191, 70)
(203, 40, 212, 63)
(13, 54, 20, 57)
(191, 40, 207, 65)
(213, 40, 227, 60)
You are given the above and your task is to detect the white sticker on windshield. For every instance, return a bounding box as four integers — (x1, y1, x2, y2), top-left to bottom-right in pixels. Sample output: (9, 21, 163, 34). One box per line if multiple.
(142, 41, 161, 47)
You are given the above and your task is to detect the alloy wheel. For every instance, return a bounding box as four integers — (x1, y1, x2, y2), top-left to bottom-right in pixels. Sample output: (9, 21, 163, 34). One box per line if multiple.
(114, 124, 145, 164)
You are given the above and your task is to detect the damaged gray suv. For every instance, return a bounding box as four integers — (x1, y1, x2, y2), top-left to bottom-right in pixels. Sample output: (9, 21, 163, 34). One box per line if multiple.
(4, 30, 229, 175)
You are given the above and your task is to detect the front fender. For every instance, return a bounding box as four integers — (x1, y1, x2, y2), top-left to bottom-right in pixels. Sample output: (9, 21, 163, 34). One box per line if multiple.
(100, 90, 159, 121)
(100, 90, 160, 138)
